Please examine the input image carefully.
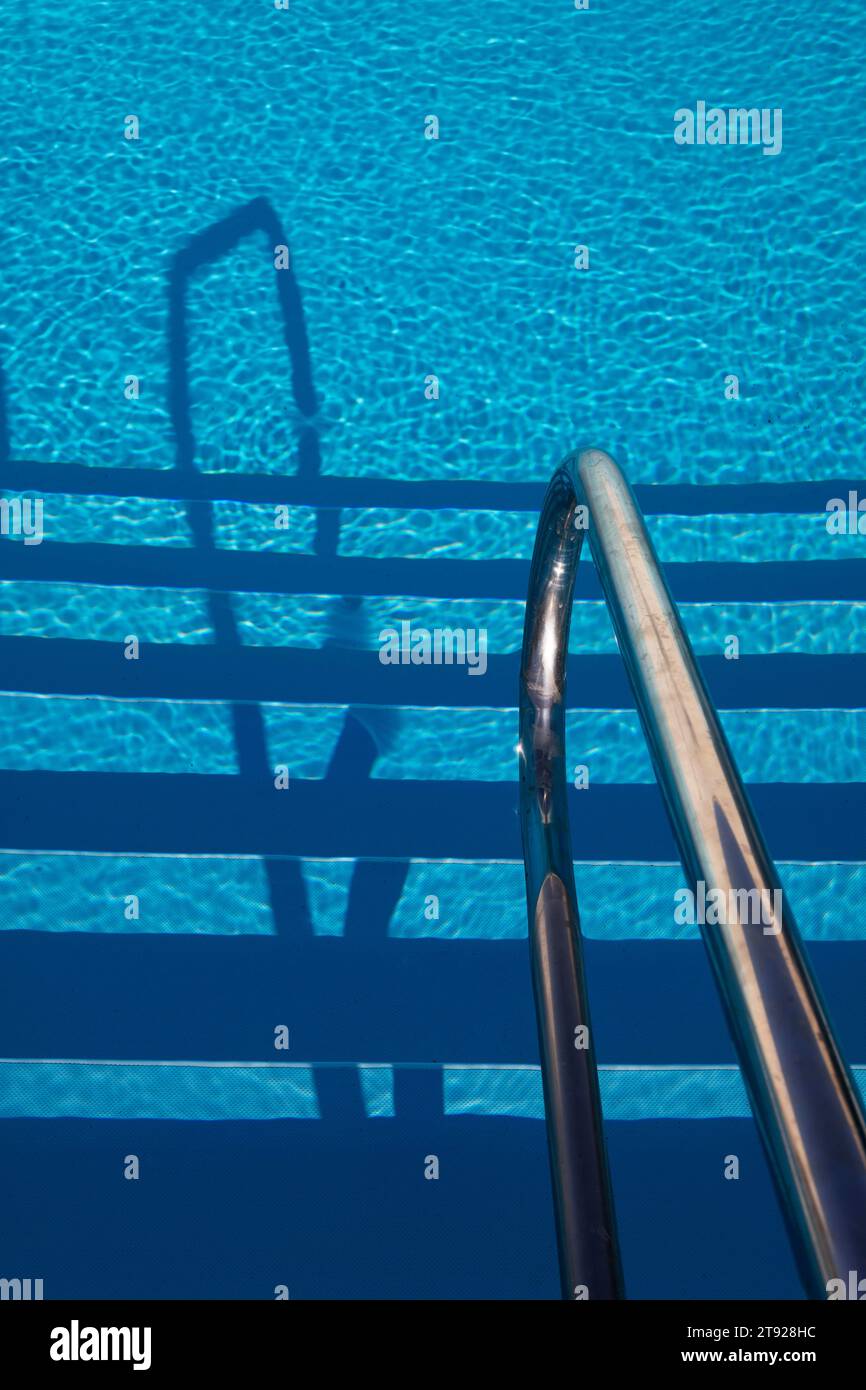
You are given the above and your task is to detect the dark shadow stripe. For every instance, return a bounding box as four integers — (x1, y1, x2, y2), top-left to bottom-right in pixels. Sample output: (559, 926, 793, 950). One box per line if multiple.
(2, 639, 866, 710)
(3, 540, 866, 600)
(0, 1115, 803, 1298)
(312, 1064, 366, 1120)
(1, 773, 864, 859)
(0, 934, 862, 1067)
(4, 460, 865, 516)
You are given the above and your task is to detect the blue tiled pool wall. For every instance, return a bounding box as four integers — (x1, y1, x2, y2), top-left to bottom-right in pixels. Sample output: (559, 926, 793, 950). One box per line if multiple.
(0, 0, 864, 1299)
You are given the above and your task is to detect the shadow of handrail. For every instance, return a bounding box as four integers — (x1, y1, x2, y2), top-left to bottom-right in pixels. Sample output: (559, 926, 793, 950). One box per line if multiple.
(167, 196, 329, 935)
(165, 197, 408, 939)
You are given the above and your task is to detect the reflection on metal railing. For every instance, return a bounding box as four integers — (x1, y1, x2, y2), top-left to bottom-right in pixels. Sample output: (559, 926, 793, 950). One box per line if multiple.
(519, 448, 866, 1301)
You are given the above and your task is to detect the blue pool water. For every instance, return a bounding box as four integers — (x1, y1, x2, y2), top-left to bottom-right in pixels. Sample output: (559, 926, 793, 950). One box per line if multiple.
(0, 0, 864, 1299)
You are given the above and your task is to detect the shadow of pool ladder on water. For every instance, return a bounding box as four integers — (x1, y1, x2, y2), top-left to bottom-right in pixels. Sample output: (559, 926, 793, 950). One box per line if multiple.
(518, 448, 866, 1301)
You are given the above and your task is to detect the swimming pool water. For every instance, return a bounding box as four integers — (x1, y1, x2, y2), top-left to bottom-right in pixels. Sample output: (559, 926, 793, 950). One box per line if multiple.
(1, 0, 864, 485)
(0, 0, 864, 1301)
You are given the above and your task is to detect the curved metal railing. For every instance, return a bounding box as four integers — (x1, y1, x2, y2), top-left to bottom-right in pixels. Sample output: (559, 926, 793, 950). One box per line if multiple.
(518, 447, 866, 1300)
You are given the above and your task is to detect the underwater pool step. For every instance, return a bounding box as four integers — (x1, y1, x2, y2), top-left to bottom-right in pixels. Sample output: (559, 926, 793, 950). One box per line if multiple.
(4, 581, 865, 657)
(1, 936, 864, 1064)
(7, 459, 861, 516)
(4, 537, 866, 601)
(0, 1104, 803, 1299)
(4, 637, 866, 711)
(3, 1058, 864, 1122)
(4, 488, 864, 565)
(2, 852, 862, 943)
(0, 691, 863, 784)
(4, 773, 865, 860)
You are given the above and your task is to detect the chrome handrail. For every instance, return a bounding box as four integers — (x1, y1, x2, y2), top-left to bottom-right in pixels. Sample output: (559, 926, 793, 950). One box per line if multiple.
(518, 448, 866, 1301)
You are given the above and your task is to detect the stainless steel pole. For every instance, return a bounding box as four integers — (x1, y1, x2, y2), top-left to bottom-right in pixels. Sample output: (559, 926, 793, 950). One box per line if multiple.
(519, 447, 866, 1300)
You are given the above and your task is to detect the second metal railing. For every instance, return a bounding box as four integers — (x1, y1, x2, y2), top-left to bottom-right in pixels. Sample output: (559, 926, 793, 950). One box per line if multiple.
(518, 447, 866, 1300)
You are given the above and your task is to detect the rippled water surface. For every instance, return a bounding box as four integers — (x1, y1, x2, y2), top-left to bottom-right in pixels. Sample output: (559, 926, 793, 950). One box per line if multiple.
(1, 0, 864, 482)
(1, 1, 864, 1304)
